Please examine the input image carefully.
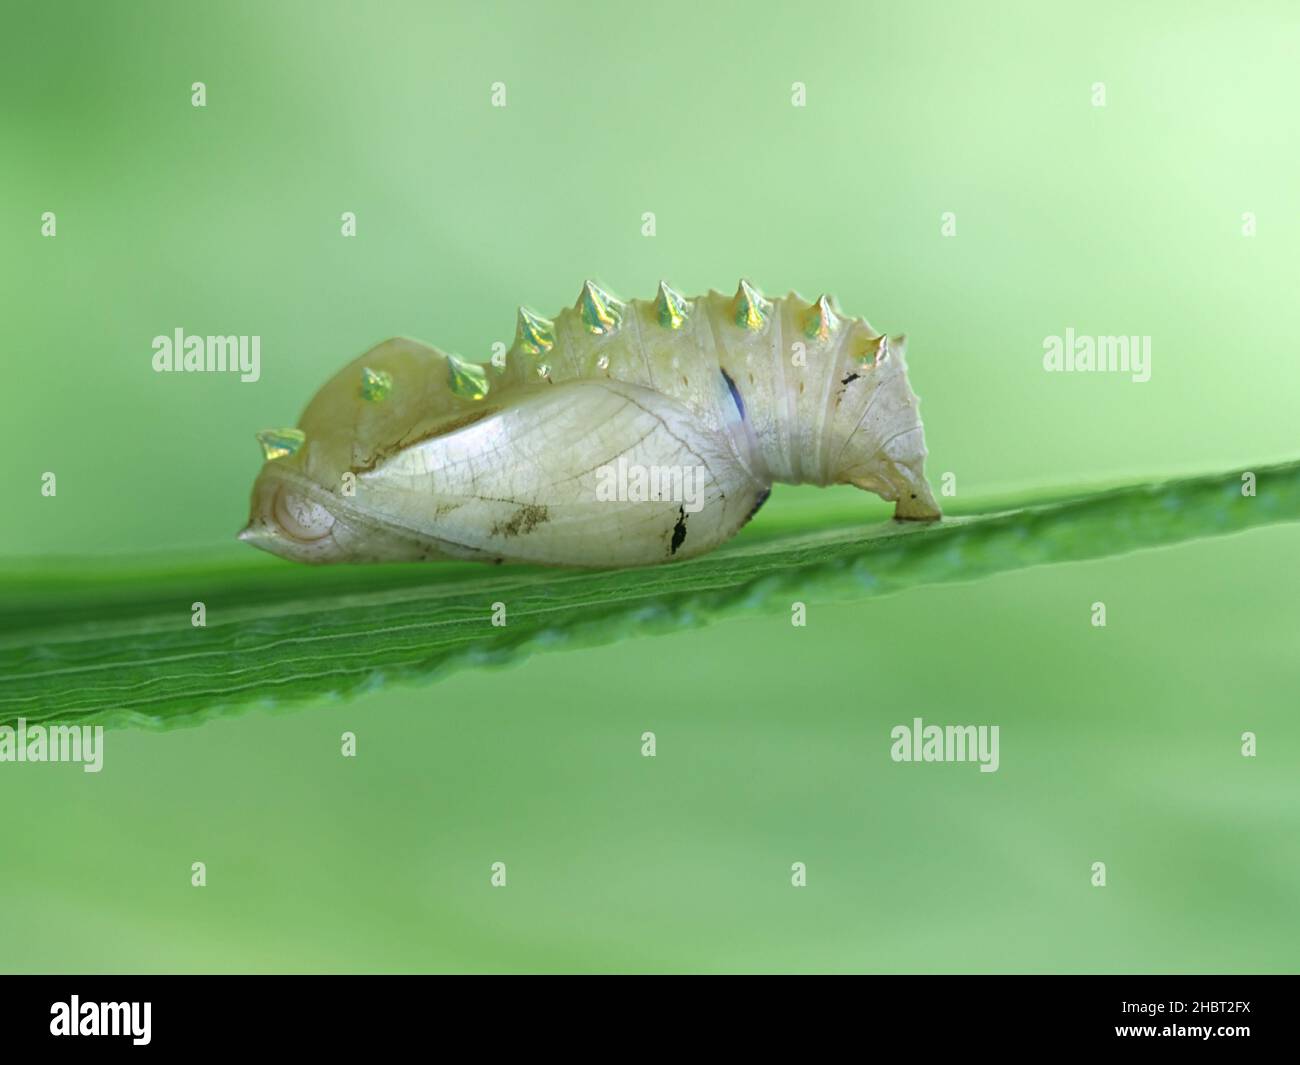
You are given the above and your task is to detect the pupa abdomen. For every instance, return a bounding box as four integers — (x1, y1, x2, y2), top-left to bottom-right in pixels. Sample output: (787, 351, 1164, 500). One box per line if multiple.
(241, 280, 940, 567)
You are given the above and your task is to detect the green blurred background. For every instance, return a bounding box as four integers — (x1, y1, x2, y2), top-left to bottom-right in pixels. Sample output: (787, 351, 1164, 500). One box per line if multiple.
(2, 0, 1296, 972)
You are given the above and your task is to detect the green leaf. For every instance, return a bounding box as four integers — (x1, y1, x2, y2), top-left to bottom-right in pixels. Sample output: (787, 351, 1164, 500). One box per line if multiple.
(2, 461, 1295, 732)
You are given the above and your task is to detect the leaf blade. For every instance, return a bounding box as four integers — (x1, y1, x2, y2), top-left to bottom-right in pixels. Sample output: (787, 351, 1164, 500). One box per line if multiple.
(2, 461, 1295, 731)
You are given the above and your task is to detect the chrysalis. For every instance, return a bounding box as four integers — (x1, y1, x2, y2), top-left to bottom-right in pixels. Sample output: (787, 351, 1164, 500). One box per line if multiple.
(240, 280, 940, 567)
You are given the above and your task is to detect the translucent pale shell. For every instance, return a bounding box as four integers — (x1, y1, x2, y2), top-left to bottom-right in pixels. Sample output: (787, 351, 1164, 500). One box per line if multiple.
(241, 280, 940, 567)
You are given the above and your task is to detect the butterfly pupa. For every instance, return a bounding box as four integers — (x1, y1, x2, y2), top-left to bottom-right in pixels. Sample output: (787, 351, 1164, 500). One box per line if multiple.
(240, 280, 940, 567)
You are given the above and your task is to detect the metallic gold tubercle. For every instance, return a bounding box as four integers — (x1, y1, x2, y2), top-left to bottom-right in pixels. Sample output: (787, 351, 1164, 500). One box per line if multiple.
(862, 335, 890, 367)
(359, 366, 393, 401)
(516, 306, 555, 356)
(655, 281, 690, 329)
(577, 280, 624, 335)
(447, 353, 490, 400)
(733, 279, 771, 331)
(803, 295, 840, 341)
(256, 427, 305, 461)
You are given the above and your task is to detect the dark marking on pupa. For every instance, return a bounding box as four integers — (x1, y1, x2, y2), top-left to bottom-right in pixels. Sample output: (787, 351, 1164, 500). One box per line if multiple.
(354, 406, 498, 473)
(670, 506, 688, 555)
(742, 487, 771, 527)
(433, 500, 467, 519)
(491, 503, 549, 537)
(720, 368, 746, 421)
(835, 370, 862, 405)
